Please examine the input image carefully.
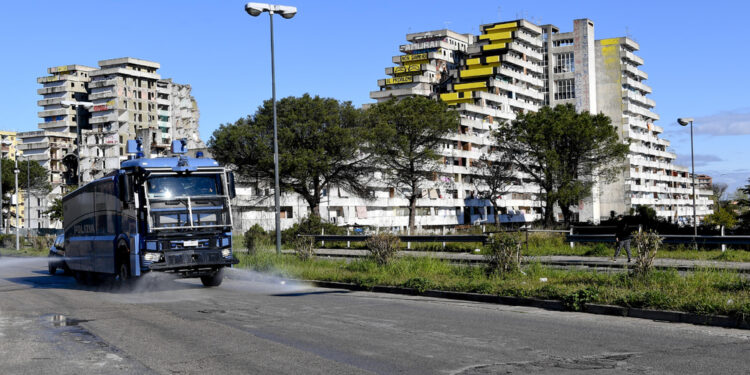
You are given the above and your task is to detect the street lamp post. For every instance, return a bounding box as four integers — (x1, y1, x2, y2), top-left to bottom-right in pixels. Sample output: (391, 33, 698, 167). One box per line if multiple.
(677, 117, 697, 238)
(245, 2, 297, 255)
(26, 156, 30, 236)
(14, 152, 19, 250)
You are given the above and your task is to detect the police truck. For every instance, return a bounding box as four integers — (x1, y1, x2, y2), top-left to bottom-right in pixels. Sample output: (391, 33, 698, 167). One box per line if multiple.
(63, 139, 238, 287)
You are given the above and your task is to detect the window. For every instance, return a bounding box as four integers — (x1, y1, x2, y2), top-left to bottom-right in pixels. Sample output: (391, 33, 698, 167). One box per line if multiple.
(554, 79, 575, 100)
(553, 52, 574, 73)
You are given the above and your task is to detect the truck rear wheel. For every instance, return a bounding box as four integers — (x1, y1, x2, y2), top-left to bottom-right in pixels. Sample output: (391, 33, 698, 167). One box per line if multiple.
(200, 269, 224, 287)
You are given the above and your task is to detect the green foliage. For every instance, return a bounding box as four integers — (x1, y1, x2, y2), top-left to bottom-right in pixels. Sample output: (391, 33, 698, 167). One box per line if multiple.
(404, 277, 433, 292)
(243, 224, 268, 254)
(703, 206, 737, 229)
(45, 198, 63, 224)
(209, 94, 372, 216)
(293, 236, 315, 261)
(484, 232, 522, 275)
(365, 232, 400, 265)
(363, 96, 460, 231)
(631, 230, 662, 276)
(1, 158, 50, 195)
(281, 215, 344, 245)
(471, 155, 515, 225)
(583, 243, 610, 256)
(238, 255, 750, 318)
(561, 287, 599, 312)
(496, 104, 629, 225)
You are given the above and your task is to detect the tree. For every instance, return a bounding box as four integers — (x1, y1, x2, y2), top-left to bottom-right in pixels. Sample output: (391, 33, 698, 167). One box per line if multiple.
(1, 158, 50, 195)
(711, 182, 728, 203)
(703, 206, 737, 230)
(495, 104, 630, 225)
(209, 94, 372, 218)
(472, 154, 516, 226)
(363, 96, 459, 232)
(735, 179, 750, 230)
(45, 198, 63, 223)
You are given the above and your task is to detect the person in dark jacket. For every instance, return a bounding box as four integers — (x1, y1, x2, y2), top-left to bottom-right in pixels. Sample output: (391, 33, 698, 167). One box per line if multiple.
(613, 216, 632, 262)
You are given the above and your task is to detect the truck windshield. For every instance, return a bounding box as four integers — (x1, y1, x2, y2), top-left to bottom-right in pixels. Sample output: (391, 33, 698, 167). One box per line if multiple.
(147, 175, 221, 198)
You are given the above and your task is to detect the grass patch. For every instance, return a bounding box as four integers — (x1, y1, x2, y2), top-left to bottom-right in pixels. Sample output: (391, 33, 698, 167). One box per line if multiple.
(238, 250, 750, 318)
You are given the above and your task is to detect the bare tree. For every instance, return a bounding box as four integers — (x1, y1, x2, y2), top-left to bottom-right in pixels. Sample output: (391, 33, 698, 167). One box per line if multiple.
(472, 154, 516, 226)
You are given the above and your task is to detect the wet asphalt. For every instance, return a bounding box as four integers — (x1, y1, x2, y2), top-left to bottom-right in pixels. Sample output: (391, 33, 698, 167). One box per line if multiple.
(0, 256, 748, 375)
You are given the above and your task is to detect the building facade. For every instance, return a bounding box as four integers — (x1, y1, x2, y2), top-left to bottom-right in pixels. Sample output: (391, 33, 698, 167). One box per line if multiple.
(28, 58, 205, 229)
(231, 18, 714, 232)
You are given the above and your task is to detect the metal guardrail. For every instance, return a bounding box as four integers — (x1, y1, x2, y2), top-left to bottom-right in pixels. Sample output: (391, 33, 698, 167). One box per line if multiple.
(565, 234, 750, 246)
(300, 234, 489, 244)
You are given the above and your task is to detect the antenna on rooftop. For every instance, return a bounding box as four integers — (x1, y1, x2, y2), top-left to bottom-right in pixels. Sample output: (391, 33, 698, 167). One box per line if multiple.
(497, 6, 501, 21)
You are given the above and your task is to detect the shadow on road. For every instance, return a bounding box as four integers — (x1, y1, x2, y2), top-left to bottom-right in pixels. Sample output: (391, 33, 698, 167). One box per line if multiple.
(271, 290, 350, 297)
(3, 272, 204, 294)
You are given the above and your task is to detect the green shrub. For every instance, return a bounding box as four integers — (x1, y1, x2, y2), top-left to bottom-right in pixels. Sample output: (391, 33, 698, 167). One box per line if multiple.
(32, 235, 55, 251)
(365, 232, 400, 265)
(561, 287, 599, 312)
(403, 277, 433, 292)
(281, 215, 344, 245)
(293, 236, 315, 261)
(243, 224, 268, 254)
(0, 234, 15, 248)
(631, 231, 662, 276)
(484, 233, 521, 275)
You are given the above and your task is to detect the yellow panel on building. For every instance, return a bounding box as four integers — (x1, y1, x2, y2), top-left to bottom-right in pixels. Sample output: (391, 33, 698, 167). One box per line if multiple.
(599, 38, 621, 46)
(400, 53, 428, 63)
(454, 82, 487, 91)
(393, 64, 422, 75)
(482, 43, 508, 51)
(483, 21, 518, 33)
(460, 66, 494, 78)
(479, 31, 514, 41)
(385, 76, 413, 85)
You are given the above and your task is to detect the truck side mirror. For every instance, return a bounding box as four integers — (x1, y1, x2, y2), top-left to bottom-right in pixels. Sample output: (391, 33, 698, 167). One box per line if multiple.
(118, 174, 133, 203)
(228, 172, 236, 199)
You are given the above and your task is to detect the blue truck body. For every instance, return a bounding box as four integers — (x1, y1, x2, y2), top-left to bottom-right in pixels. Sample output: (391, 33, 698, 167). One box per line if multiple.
(63, 150, 237, 286)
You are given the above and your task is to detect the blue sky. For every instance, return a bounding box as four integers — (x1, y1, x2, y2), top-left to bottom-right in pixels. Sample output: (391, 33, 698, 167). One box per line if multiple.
(1, 0, 748, 194)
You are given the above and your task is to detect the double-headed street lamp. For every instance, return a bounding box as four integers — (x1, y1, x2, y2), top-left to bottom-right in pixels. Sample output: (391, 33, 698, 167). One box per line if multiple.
(245, 2, 297, 255)
(677, 117, 697, 238)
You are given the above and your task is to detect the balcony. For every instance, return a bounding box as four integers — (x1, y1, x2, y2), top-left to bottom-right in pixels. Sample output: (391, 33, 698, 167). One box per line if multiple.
(624, 103, 659, 121)
(502, 54, 543, 74)
(37, 108, 71, 118)
(623, 50, 644, 66)
(507, 42, 543, 61)
(623, 64, 648, 80)
(623, 77, 652, 94)
(497, 67, 544, 87)
(88, 78, 118, 89)
(623, 90, 655, 108)
(89, 89, 116, 100)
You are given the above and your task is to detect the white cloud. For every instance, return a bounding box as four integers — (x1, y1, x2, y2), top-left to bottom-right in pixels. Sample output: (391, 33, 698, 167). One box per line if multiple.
(691, 108, 750, 136)
(674, 154, 722, 168)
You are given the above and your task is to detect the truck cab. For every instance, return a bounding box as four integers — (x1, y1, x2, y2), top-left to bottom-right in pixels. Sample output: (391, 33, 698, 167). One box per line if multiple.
(64, 139, 238, 287)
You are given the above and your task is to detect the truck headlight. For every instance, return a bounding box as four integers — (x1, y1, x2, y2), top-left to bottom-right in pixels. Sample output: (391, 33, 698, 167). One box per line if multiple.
(221, 249, 231, 258)
(144, 252, 162, 262)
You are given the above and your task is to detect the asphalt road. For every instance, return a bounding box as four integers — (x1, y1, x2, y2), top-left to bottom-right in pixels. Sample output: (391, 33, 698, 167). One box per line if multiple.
(0, 257, 748, 375)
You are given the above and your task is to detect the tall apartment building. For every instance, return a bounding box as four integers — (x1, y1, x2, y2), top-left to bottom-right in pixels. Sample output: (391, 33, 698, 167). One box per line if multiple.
(28, 58, 205, 229)
(0, 131, 21, 230)
(231, 18, 713, 232)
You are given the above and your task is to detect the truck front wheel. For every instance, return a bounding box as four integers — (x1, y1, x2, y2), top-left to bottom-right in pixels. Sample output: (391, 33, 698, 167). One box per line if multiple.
(200, 269, 224, 287)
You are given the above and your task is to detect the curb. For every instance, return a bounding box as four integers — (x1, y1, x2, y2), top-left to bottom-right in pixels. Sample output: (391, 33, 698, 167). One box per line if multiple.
(309, 280, 750, 330)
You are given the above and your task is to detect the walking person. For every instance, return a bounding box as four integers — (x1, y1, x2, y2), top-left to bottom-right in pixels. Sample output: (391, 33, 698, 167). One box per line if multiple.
(613, 216, 632, 262)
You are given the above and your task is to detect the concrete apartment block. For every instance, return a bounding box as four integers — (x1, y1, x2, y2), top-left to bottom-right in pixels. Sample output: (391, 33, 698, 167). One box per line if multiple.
(231, 17, 714, 233)
(29, 58, 205, 228)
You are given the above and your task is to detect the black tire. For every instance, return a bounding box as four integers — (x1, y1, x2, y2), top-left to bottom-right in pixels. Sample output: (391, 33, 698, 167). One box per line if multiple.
(200, 269, 224, 287)
(48, 263, 57, 275)
(114, 261, 130, 284)
(73, 271, 87, 285)
(62, 263, 72, 276)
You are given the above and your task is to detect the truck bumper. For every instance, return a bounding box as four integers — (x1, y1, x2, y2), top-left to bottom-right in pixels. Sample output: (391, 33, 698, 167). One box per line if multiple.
(147, 249, 239, 274)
